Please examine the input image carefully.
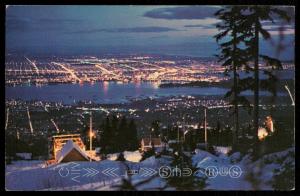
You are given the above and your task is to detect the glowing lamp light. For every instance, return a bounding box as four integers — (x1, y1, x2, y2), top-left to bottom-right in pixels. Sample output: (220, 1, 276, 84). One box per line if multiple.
(89, 131, 95, 138)
(258, 127, 268, 141)
(265, 116, 274, 133)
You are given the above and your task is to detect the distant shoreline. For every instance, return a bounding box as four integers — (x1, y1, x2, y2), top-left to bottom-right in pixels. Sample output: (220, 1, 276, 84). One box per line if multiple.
(5, 79, 294, 92)
(159, 79, 294, 92)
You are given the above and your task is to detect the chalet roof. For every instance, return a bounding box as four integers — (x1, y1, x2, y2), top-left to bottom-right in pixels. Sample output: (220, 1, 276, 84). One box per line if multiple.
(56, 140, 89, 163)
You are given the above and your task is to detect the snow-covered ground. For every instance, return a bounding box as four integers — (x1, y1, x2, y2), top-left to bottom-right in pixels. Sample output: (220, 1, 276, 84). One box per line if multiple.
(5, 154, 170, 191)
(124, 151, 142, 162)
(192, 147, 294, 190)
(213, 146, 232, 155)
(106, 153, 120, 161)
(5, 148, 294, 191)
(193, 149, 253, 190)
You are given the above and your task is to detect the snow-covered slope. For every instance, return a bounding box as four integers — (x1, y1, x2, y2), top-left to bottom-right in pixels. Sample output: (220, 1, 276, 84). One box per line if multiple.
(5, 155, 169, 191)
(244, 147, 295, 190)
(123, 151, 142, 162)
(192, 149, 252, 190)
(5, 148, 294, 191)
(191, 147, 295, 190)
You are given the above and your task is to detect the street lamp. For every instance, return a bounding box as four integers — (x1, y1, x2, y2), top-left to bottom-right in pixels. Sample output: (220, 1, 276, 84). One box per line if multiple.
(176, 122, 180, 143)
(89, 112, 93, 152)
(204, 107, 207, 150)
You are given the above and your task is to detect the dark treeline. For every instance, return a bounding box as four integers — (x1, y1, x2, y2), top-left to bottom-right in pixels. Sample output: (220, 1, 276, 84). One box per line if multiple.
(5, 133, 48, 159)
(82, 115, 139, 154)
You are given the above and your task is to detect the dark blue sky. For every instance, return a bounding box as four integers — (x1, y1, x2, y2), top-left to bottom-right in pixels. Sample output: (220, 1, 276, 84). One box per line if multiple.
(6, 5, 295, 60)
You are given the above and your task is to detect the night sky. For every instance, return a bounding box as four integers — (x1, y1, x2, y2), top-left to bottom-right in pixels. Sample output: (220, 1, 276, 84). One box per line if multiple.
(6, 5, 295, 60)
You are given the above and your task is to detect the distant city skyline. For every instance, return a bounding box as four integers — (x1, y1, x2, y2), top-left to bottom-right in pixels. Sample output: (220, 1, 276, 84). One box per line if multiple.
(6, 5, 295, 60)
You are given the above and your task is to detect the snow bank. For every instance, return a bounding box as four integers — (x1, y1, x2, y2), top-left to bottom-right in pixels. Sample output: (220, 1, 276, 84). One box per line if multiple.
(5, 147, 294, 191)
(191, 147, 295, 190)
(140, 156, 157, 166)
(192, 149, 219, 167)
(5, 154, 169, 191)
(123, 151, 142, 163)
(246, 147, 295, 190)
(192, 148, 252, 190)
(6, 160, 45, 173)
(131, 176, 167, 190)
(229, 152, 242, 164)
(106, 153, 120, 161)
(213, 146, 232, 155)
(5, 160, 127, 191)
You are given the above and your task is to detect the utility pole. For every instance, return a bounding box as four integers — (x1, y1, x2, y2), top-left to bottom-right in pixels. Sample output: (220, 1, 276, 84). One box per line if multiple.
(17, 130, 20, 140)
(90, 112, 93, 151)
(5, 108, 9, 130)
(89, 112, 93, 162)
(150, 128, 153, 145)
(27, 107, 33, 134)
(204, 108, 207, 150)
(177, 125, 179, 143)
(182, 113, 187, 142)
(51, 119, 60, 133)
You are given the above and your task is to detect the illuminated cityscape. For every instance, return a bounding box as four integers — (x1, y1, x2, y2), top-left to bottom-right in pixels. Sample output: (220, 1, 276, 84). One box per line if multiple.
(5, 5, 295, 191)
(5, 55, 231, 86)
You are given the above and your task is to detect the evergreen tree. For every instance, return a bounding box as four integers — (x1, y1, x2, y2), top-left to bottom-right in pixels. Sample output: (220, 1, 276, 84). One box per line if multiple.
(117, 116, 128, 151)
(100, 116, 113, 153)
(239, 6, 291, 137)
(167, 150, 206, 190)
(127, 119, 139, 150)
(110, 115, 119, 152)
(99, 116, 139, 153)
(215, 6, 253, 145)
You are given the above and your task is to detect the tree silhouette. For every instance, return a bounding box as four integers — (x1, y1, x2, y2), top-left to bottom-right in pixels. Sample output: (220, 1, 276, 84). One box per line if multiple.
(99, 115, 139, 153)
(240, 6, 291, 137)
(117, 116, 128, 151)
(215, 6, 291, 146)
(99, 116, 113, 153)
(167, 150, 206, 190)
(215, 6, 253, 145)
(127, 119, 139, 150)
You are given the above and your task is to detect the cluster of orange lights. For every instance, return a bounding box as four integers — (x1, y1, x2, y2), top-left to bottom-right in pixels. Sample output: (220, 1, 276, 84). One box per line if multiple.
(257, 116, 274, 141)
(89, 131, 95, 138)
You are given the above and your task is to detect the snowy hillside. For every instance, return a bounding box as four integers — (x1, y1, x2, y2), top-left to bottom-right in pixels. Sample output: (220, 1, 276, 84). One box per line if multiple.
(5, 148, 294, 191)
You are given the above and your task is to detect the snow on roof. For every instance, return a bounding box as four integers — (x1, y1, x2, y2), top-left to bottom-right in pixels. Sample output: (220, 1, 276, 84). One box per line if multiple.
(56, 140, 90, 163)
